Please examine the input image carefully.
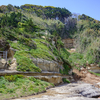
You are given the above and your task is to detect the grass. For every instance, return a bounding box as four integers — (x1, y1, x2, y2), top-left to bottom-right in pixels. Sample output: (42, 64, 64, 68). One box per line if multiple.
(30, 38, 55, 61)
(9, 38, 56, 72)
(62, 78, 70, 83)
(14, 51, 41, 72)
(68, 52, 86, 66)
(8, 34, 71, 73)
(0, 75, 54, 100)
(89, 71, 100, 77)
(9, 40, 30, 51)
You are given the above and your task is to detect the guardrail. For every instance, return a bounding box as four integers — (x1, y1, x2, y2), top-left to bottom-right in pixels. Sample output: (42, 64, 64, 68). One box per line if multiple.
(0, 51, 7, 61)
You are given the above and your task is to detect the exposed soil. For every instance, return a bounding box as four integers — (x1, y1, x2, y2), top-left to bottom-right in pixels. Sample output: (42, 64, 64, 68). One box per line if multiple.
(73, 68, 100, 87)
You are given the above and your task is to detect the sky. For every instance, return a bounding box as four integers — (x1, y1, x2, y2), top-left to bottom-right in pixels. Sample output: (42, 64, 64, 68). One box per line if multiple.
(0, 0, 100, 21)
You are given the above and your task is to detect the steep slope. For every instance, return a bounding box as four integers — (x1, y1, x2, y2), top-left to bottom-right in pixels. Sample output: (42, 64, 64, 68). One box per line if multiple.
(0, 6, 71, 74)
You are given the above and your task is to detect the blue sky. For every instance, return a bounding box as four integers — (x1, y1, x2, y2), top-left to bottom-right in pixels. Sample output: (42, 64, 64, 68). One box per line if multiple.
(0, 0, 100, 21)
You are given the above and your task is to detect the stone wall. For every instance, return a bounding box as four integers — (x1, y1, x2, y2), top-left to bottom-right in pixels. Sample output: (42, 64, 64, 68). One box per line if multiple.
(62, 38, 75, 49)
(32, 58, 64, 73)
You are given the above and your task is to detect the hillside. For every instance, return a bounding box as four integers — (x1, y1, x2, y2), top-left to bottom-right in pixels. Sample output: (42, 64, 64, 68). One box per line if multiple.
(68, 14, 100, 67)
(0, 4, 72, 74)
(0, 3, 100, 99)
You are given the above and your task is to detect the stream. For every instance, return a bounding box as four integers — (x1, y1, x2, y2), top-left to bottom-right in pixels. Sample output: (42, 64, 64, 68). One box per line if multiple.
(15, 81, 100, 100)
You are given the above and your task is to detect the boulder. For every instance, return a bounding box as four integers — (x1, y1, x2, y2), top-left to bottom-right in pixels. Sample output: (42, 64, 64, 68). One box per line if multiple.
(8, 58, 17, 70)
(0, 59, 7, 69)
(69, 83, 100, 98)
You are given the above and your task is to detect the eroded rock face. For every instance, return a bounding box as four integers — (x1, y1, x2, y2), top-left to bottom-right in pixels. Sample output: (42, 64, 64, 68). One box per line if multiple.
(8, 58, 17, 70)
(0, 59, 7, 69)
(62, 38, 75, 49)
(32, 58, 64, 73)
(34, 76, 63, 85)
(7, 47, 17, 59)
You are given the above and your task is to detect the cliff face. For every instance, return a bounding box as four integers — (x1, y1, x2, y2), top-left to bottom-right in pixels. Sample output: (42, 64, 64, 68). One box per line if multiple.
(62, 39, 75, 49)
(32, 58, 64, 72)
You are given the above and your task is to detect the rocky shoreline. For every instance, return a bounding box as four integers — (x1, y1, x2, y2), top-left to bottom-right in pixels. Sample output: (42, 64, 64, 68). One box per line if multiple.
(14, 81, 100, 100)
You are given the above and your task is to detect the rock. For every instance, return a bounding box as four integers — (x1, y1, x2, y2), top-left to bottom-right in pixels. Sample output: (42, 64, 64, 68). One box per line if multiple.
(0, 59, 7, 69)
(8, 58, 17, 70)
(34, 76, 63, 85)
(96, 64, 99, 67)
(90, 64, 95, 67)
(43, 60, 50, 71)
(69, 83, 100, 98)
(68, 69, 73, 75)
(37, 58, 44, 71)
(22, 82, 99, 100)
(87, 67, 90, 70)
(63, 97, 98, 100)
(62, 38, 75, 49)
(13, 40, 17, 43)
(80, 67, 85, 71)
(7, 47, 17, 59)
(32, 58, 63, 73)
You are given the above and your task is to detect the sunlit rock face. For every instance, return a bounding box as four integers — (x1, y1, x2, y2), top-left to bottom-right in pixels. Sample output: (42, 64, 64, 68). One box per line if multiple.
(0, 59, 7, 69)
(8, 58, 17, 70)
(32, 58, 64, 73)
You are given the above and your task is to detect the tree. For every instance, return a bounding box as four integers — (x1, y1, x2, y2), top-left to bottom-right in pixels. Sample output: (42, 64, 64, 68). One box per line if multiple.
(7, 4, 14, 12)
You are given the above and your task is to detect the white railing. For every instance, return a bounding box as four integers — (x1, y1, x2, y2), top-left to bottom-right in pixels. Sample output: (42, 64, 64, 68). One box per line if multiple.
(0, 51, 7, 61)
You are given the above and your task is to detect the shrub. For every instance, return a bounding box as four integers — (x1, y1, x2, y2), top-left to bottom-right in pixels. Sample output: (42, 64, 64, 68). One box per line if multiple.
(62, 78, 70, 83)
(28, 77, 37, 82)
(4, 75, 17, 82)
(4, 75, 25, 82)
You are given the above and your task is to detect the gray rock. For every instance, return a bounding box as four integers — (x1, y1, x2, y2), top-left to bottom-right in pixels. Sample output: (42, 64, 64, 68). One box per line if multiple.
(69, 83, 100, 98)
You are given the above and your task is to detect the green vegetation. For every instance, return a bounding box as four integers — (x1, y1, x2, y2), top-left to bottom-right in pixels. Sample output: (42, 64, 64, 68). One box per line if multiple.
(0, 4, 71, 73)
(68, 53, 86, 66)
(89, 71, 100, 77)
(20, 4, 72, 21)
(14, 51, 41, 72)
(62, 78, 70, 83)
(68, 14, 100, 66)
(1, 3, 100, 100)
(0, 75, 53, 100)
(0, 3, 100, 100)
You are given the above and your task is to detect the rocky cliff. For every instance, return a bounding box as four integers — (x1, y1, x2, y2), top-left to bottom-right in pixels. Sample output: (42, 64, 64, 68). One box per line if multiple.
(62, 38, 75, 49)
